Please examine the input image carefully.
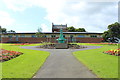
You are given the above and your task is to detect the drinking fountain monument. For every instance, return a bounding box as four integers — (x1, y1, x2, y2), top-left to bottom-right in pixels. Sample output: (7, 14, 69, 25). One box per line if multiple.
(55, 29, 68, 49)
(38, 29, 87, 49)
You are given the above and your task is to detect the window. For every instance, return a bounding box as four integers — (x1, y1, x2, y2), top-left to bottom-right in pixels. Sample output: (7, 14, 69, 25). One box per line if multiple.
(77, 35, 85, 37)
(42, 35, 47, 38)
(20, 35, 25, 37)
(8, 35, 12, 38)
(31, 35, 36, 38)
(16, 35, 18, 37)
(8, 35, 12, 41)
(16, 35, 19, 41)
(70, 35, 73, 37)
(51, 35, 56, 37)
(90, 35, 97, 38)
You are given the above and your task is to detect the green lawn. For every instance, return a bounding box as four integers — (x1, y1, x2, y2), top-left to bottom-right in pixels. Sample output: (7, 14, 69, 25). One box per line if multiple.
(0, 44, 2, 80)
(10, 42, 52, 46)
(0, 63, 2, 80)
(73, 43, 118, 78)
(1, 43, 50, 78)
(1, 43, 119, 79)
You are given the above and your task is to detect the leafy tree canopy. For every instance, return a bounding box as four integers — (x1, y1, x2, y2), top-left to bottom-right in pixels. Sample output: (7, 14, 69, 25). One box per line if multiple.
(0, 26, 16, 33)
(36, 27, 44, 37)
(75, 28, 86, 32)
(102, 22, 120, 43)
(0, 26, 7, 33)
(7, 30, 16, 33)
(67, 26, 76, 32)
(67, 26, 86, 32)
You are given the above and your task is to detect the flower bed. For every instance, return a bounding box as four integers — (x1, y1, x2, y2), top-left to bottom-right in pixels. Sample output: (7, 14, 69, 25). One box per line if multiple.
(103, 49, 120, 56)
(11, 43, 32, 46)
(89, 43, 118, 45)
(0, 49, 23, 62)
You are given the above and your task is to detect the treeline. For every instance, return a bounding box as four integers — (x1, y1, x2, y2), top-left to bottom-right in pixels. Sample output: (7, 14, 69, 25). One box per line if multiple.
(0, 26, 15, 33)
(67, 26, 86, 32)
(102, 22, 120, 43)
(1, 22, 120, 43)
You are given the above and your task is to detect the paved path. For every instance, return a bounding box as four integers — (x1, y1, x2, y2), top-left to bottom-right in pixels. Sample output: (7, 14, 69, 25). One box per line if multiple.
(21, 46, 101, 78)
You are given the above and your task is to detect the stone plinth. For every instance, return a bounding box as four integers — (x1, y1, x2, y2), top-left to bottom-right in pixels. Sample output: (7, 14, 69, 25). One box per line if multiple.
(55, 43, 68, 49)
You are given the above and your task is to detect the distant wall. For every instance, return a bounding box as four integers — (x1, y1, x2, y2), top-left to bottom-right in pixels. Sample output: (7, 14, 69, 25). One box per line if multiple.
(1, 37, 103, 43)
(75, 37, 103, 43)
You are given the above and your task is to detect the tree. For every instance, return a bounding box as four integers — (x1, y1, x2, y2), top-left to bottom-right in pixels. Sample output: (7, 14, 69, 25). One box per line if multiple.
(102, 22, 120, 43)
(0, 26, 16, 33)
(75, 28, 86, 32)
(0, 26, 1, 33)
(67, 26, 76, 32)
(0, 26, 7, 33)
(36, 32, 43, 37)
(7, 30, 16, 33)
(67, 26, 86, 32)
(108, 22, 120, 38)
(35, 27, 44, 37)
(102, 31, 110, 42)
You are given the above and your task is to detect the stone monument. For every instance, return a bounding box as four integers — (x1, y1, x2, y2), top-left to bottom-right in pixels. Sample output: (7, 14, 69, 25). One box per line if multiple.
(56, 29, 66, 43)
(38, 29, 87, 49)
(55, 29, 68, 49)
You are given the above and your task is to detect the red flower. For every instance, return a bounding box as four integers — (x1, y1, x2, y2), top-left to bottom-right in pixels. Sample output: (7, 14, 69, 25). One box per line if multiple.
(0, 48, 23, 62)
(103, 49, 120, 56)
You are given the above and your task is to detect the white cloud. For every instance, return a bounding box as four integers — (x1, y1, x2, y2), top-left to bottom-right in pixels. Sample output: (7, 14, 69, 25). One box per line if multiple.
(2, 0, 118, 32)
(41, 24, 51, 32)
(42, 1, 117, 32)
(3, 0, 34, 11)
(0, 11, 15, 27)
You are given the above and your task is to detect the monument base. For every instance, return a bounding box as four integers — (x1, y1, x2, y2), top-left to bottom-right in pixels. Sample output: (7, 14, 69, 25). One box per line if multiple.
(55, 43, 68, 49)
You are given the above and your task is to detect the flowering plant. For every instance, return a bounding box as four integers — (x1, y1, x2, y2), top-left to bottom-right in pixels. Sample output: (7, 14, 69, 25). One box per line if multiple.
(11, 43, 31, 46)
(103, 49, 120, 56)
(0, 49, 23, 62)
(89, 43, 117, 45)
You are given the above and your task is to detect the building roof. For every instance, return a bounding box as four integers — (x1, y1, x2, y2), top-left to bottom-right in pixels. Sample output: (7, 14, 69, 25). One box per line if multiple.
(52, 23, 67, 28)
(53, 25, 67, 27)
(52, 25, 67, 29)
(2, 32, 103, 34)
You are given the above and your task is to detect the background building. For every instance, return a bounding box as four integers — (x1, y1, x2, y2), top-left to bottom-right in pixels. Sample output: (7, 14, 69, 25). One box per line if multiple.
(52, 23, 68, 32)
(1, 23, 103, 43)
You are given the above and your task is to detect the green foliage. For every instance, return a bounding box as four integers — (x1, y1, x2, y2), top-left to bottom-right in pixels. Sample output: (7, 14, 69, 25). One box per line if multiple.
(36, 27, 45, 37)
(73, 43, 118, 78)
(108, 22, 120, 38)
(102, 31, 109, 42)
(7, 30, 16, 33)
(75, 28, 86, 32)
(67, 26, 76, 32)
(2, 43, 50, 78)
(103, 22, 120, 42)
(0, 26, 16, 33)
(36, 32, 42, 37)
(0, 26, 7, 33)
(35, 32, 46, 38)
(67, 26, 86, 32)
(37, 27, 42, 33)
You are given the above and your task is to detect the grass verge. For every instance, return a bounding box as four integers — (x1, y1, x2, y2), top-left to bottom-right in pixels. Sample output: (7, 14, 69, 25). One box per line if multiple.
(73, 43, 118, 78)
(1, 43, 50, 78)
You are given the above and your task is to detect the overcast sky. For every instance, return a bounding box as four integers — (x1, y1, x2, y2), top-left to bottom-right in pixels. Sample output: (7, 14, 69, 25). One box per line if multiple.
(0, 0, 118, 33)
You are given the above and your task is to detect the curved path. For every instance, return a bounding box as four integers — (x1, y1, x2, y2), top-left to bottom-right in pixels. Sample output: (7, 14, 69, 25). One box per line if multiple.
(21, 46, 102, 78)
